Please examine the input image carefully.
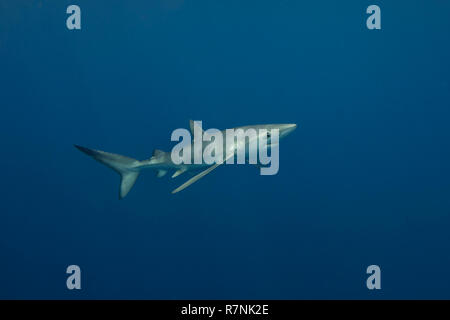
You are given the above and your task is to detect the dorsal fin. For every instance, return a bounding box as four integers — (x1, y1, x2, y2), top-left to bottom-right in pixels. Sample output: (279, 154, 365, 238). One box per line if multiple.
(189, 120, 204, 136)
(152, 149, 165, 158)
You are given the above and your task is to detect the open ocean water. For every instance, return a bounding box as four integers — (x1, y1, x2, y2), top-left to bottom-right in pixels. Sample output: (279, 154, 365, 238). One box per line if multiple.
(1, 0, 450, 299)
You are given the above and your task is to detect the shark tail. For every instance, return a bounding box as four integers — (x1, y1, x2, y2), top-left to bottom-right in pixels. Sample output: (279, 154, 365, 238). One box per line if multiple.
(74, 145, 142, 199)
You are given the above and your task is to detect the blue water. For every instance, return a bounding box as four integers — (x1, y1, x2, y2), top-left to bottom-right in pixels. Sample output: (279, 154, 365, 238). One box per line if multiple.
(1, 0, 450, 299)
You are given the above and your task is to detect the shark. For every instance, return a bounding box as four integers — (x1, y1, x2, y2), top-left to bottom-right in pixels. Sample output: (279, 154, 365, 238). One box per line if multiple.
(75, 121, 297, 198)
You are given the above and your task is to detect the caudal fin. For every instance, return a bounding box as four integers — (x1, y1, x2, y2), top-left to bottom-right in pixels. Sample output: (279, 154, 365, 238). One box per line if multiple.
(74, 145, 141, 199)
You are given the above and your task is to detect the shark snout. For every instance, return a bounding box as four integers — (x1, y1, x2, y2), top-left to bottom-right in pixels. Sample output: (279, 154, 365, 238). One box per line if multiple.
(280, 123, 297, 136)
(286, 124, 297, 130)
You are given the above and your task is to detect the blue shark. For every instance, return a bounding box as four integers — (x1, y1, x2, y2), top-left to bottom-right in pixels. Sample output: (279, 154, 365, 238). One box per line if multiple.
(75, 121, 297, 198)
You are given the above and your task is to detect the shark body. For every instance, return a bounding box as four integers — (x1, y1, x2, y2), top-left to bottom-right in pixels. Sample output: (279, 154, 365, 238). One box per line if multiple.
(75, 121, 297, 198)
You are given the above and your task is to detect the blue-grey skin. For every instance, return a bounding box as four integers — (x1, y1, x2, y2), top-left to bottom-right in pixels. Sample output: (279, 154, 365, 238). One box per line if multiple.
(75, 122, 296, 198)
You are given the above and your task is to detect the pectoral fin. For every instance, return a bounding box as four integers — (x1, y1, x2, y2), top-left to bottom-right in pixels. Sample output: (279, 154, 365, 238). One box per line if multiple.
(171, 164, 219, 194)
(171, 153, 233, 194)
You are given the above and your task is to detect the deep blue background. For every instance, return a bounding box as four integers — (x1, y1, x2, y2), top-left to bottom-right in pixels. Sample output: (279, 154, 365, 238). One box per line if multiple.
(1, 0, 449, 299)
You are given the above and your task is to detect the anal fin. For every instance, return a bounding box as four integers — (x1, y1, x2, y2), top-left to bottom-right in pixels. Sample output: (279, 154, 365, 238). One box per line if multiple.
(156, 170, 167, 178)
